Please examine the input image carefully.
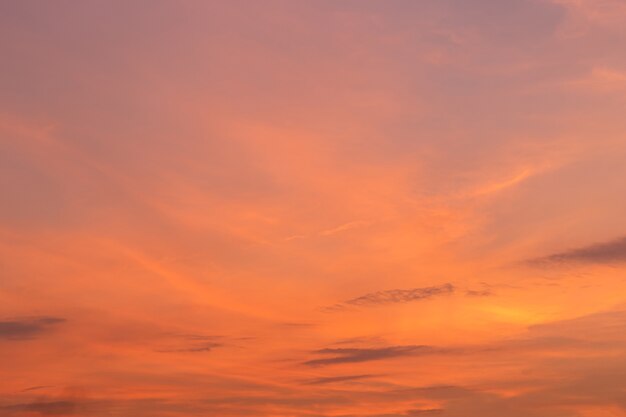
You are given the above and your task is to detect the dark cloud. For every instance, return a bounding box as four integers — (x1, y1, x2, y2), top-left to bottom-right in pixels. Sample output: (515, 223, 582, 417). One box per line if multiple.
(1, 401, 78, 415)
(20, 385, 54, 392)
(0, 317, 65, 341)
(303, 374, 378, 385)
(327, 284, 454, 311)
(155, 334, 223, 353)
(347, 284, 454, 306)
(156, 340, 222, 353)
(530, 236, 626, 265)
(304, 345, 435, 366)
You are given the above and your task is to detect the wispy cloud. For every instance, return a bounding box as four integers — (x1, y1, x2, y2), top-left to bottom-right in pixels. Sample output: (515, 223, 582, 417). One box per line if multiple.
(326, 284, 454, 311)
(20, 386, 54, 393)
(0, 317, 65, 341)
(529, 235, 626, 265)
(319, 220, 371, 237)
(286, 220, 371, 241)
(304, 345, 434, 366)
(1, 401, 78, 416)
(155, 334, 223, 353)
(303, 374, 379, 385)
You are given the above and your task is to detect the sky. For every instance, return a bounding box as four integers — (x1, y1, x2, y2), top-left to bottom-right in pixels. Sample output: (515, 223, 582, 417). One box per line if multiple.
(2, 0, 626, 416)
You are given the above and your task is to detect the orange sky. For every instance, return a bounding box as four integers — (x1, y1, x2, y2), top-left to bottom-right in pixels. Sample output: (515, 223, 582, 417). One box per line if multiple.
(2, 1, 626, 416)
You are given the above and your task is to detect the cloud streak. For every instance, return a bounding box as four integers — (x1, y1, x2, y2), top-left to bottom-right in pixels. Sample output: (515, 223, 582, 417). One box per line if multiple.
(0, 317, 65, 341)
(326, 284, 454, 311)
(303, 374, 378, 385)
(304, 345, 434, 367)
(530, 235, 626, 265)
(156, 334, 223, 353)
(1, 401, 78, 416)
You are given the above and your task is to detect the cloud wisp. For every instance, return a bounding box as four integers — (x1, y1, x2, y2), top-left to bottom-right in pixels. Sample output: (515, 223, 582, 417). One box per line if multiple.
(0, 317, 65, 341)
(304, 345, 434, 367)
(155, 334, 223, 353)
(326, 284, 454, 311)
(1, 401, 78, 416)
(530, 235, 626, 265)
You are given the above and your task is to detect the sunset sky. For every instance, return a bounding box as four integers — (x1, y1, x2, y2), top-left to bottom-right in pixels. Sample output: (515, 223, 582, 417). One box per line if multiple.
(2, 1, 626, 416)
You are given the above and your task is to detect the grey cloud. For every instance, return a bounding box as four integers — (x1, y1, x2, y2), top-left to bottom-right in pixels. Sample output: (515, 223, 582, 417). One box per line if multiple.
(327, 284, 454, 311)
(154, 333, 224, 353)
(530, 235, 626, 265)
(20, 386, 54, 392)
(156, 335, 222, 353)
(1, 401, 78, 416)
(303, 374, 378, 385)
(0, 317, 65, 340)
(347, 284, 454, 306)
(304, 345, 435, 367)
